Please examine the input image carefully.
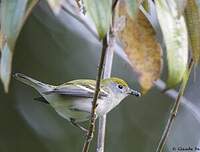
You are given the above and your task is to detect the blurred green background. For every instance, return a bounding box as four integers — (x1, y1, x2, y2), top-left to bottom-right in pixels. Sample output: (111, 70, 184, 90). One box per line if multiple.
(0, 1, 200, 152)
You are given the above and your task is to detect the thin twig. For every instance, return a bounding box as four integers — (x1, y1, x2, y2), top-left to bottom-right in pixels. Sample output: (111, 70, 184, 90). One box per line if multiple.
(96, 1, 119, 152)
(96, 43, 114, 152)
(156, 59, 194, 152)
(82, 35, 108, 152)
(96, 41, 114, 152)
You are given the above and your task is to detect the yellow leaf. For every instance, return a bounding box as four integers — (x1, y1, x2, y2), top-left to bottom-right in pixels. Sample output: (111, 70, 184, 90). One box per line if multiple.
(83, 0, 112, 39)
(185, 0, 200, 64)
(117, 2, 163, 94)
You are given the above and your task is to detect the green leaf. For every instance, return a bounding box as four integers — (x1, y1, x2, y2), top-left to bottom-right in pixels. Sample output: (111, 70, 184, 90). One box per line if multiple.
(0, 0, 39, 92)
(124, 0, 138, 19)
(83, 0, 112, 39)
(155, 0, 188, 88)
(142, 0, 150, 13)
(185, 0, 200, 64)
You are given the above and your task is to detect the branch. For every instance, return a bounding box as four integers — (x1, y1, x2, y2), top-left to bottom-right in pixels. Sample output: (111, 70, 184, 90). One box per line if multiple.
(156, 59, 194, 152)
(96, 1, 118, 152)
(96, 40, 113, 152)
(82, 35, 108, 152)
(96, 40, 114, 152)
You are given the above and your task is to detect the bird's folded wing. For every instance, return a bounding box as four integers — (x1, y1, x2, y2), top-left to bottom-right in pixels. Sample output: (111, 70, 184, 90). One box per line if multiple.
(42, 85, 108, 98)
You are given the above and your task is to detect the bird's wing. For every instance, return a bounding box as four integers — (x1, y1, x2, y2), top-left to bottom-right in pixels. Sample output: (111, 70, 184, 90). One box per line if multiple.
(43, 79, 109, 98)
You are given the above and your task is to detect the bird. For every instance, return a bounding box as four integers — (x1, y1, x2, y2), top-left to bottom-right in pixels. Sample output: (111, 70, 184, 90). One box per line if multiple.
(14, 73, 141, 132)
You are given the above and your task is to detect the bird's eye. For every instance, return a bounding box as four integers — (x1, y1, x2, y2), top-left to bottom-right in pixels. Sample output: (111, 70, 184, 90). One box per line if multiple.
(118, 84, 123, 89)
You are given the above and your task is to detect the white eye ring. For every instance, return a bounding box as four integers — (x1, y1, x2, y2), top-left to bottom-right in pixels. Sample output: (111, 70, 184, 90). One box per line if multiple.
(118, 84, 123, 89)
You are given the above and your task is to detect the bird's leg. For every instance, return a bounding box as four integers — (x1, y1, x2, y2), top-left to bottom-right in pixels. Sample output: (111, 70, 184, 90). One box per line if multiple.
(70, 118, 94, 141)
(70, 118, 88, 133)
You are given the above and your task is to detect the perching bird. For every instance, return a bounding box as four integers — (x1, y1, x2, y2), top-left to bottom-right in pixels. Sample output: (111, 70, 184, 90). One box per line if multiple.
(14, 73, 141, 131)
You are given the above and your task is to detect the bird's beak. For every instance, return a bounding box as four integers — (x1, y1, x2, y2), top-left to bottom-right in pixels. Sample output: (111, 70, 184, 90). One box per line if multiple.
(128, 89, 141, 97)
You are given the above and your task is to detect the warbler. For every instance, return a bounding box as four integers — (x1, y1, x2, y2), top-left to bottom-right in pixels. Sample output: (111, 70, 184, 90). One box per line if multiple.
(14, 73, 141, 131)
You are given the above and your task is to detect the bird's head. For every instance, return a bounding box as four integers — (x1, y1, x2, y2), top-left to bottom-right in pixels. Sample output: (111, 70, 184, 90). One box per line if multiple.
(102, 77, 141, 99)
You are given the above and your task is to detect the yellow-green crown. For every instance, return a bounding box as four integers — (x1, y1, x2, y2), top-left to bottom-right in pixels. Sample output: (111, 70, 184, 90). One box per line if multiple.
(103, 77, 128, 87)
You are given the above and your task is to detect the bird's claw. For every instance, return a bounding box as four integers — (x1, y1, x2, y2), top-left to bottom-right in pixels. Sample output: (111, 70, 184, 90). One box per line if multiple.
(85, 132, 94, 142)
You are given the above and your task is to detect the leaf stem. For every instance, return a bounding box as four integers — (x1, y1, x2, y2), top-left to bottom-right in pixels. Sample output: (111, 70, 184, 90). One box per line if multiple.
(156, 59, 194, 152)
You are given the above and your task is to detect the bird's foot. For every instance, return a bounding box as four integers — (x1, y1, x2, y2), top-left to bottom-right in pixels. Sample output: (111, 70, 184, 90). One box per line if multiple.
(70, 118, 88, 133)
(84, 130, 94, 142)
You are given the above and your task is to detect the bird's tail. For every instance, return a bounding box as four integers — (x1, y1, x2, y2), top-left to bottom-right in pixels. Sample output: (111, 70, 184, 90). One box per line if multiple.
(13, 73, 54, 92)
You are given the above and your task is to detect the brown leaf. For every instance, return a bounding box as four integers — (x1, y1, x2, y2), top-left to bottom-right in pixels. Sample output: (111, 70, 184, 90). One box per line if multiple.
(117, 2, 163, 94)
